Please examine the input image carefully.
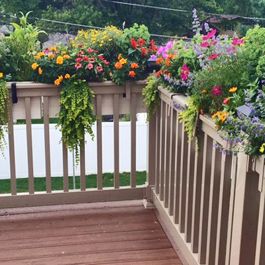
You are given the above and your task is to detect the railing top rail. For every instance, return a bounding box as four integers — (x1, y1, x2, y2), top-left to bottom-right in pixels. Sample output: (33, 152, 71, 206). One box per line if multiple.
(7, 80, 146, 90)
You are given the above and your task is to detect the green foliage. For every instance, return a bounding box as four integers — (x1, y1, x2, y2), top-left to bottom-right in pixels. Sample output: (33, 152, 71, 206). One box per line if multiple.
(57, 79, 95, 161)
(143, 75, 160, 119)
(0, 80, 8, 153)
(179, 97, 198, 139)
(0, 12, 44, 81)
(118, 24, 150, 51)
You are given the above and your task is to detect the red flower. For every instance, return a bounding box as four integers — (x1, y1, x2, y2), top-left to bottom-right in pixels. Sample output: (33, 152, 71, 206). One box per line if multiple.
(131, 38, 138, 49)
(137, 38, 146, 47)
(211, 85, 222, 96)
(129, 71, 136, 78)
(223, 98, 230, 105)
(149, 39, 158, 52)
(141, 47, 148, 57)
(208, 53, 219, 60)
(83, 56, 89, 62)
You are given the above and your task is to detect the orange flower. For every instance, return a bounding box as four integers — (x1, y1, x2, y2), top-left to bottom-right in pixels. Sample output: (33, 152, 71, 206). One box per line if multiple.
(165, 58, 171, 67)
(129, 71, 136, 78)
(63, 54, 70, 59)
(115, 62, 123, 70)
(38, 67, 43, 75)
(131, 63, 139, 69)
(156, 57, 164, 65)
(167, 53, 175, 59)
(48, 53, 55, 59)
(54, 79, 61, 86)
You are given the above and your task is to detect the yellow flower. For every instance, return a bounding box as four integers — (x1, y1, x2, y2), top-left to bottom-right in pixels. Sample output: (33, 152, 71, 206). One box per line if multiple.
(118, 54, 123, 60)
(38, 67, 43, 75)
(34, 55, 41, 60)
(50, 46, 57, 52)
(229, 86, 238, 93)
(63, 54, 70, 59)
(119, 58, 127, 65)
(212, 111, 228, 124)
(65, 73, 71, 79)
(56, 56, 64, 65)
(38, 52, 45, 57)
(31, 63, 39, 70)
(48, 53, 55, 59)
(58, 75, 64, 82)
(0, 72, 3, 78)
(260, 143, 265, 154)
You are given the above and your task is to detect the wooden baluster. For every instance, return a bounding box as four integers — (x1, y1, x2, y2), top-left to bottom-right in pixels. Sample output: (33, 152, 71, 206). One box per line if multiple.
(96, 95, 103, 190)
(43, 97, 51, 193)
(80, 139, 86, 191)
(113, 94, 120, 189)
(130, 93, 136, 188)
(8, 97, 16, 195)
(159, 100, 165, 200)
(25, 97, 34, 194)
(62, 143, 69, 192)
(155, 106, 161, 195)
(198, 134, 213, 264)
(191, 133, 204, 253)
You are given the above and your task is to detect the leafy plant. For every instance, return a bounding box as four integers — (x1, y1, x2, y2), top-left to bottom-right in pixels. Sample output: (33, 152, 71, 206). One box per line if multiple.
(179, 97, 198, 139)
(0, 12, 45, 81)
(57, 79, 95, 161)
(143, 75, 160, 119)
(0, 79, 8, 153)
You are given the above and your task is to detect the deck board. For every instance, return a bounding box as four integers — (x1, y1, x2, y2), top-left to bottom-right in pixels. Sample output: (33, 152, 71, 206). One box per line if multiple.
(0, 202, 182, 265)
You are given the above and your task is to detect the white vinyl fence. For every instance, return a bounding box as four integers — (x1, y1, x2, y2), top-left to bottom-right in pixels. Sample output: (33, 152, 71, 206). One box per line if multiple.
(0, 120, 147, 179)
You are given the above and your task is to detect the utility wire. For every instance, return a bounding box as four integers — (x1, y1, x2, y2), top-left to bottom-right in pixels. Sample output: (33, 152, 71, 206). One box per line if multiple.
(103, 0, 265, 22)
(0, 12, 189, 39)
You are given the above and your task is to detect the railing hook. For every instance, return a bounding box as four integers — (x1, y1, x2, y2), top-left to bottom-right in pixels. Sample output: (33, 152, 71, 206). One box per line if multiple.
(11, 82, 18, 104)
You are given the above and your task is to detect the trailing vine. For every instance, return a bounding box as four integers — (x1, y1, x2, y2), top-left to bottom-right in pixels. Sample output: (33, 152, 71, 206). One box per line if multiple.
(58, 79, 95, 161)
(0, 80, 8, 153)
(143, 75, 160, 119)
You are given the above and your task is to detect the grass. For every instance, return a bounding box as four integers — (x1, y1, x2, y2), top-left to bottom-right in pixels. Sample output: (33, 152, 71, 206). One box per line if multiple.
(0, 171, 147, 194)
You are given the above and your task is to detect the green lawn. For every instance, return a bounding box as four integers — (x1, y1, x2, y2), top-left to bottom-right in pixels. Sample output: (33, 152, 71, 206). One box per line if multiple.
(0, 171, 147, 194)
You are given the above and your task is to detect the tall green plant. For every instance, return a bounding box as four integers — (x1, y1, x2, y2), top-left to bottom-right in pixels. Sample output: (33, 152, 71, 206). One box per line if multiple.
(0, 12, 45, 81)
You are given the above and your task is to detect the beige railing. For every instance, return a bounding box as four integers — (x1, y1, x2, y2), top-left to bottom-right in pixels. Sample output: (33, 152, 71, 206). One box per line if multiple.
(152, 87, 265, 265)
(2, 81, 265, 265)
(0, 81, 154, 208)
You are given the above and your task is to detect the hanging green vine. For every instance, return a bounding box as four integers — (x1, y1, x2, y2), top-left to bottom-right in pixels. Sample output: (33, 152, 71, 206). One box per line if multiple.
(58, 79, 95, 161)
(0, 80, 8, 153)
(143, 75, 160, 120)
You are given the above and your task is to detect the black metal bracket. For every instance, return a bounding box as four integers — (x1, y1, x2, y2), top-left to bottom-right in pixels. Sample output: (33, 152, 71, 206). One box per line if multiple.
(11, 82, 18, 104)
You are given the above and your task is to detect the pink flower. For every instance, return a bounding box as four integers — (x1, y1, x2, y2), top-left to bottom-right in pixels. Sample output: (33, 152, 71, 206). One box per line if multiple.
(180, 64, 190, 81)
(203, 29, 217, 41)
(76, 57, 83, 63)
(208, 53, 219, 60)
(223, 98, 230, 105)
(96, 66, 104, 72)
(211, 85, 222, 96)
(232, 38, 244, 46)
(75, 62, 82, 69)
(103, 60, 110, 65)
(87, 48, 94, 53)
(88, 58, 95, 63)
(87, 63, 94, 70)
(98, 55, 105, 61)
(201, 41, 210, 48)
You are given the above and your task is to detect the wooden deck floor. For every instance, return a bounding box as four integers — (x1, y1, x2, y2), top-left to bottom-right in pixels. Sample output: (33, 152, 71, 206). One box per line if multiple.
(0, 201, 182, 265)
